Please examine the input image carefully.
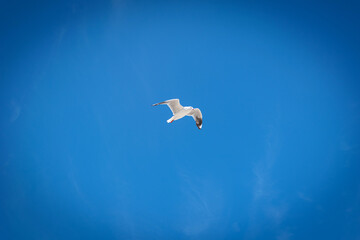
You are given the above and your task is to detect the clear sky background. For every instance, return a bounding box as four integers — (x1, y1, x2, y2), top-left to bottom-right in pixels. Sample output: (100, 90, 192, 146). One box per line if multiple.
(1, 0, 360, 239)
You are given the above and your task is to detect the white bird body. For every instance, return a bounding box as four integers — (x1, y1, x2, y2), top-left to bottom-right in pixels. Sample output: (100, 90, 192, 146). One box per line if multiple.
(153, 99, 203, 129)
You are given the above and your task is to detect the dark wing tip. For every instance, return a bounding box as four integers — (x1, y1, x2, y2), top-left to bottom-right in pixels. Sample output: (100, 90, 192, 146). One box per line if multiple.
(152, 101, 167, 106)
(196, 119, 202, 129)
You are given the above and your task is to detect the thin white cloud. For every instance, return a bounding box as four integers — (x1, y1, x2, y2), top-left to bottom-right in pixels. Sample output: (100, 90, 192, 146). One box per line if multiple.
(246, 115, 290, 238)
(9, 100, 21, 122)
(298, 192, 313, 202)
(265, 204, 288, 225)
(276, 230, 293, 240)
(252, 124, 279, 201)
(177, 171, 224, 236)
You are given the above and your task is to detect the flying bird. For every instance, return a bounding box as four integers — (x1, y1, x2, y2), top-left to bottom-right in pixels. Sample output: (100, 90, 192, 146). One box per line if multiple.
(152, 99, 203, 129)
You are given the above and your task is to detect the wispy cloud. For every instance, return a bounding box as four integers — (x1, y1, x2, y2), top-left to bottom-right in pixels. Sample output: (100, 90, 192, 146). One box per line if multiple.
(252, 124, 279, 201)
(246, 112, 291, 238)
(9, 99, 21, 122)
(57, 27, 67, 45)
(265, 204, 288, 225)
(298, 192, 313, 203)
(177, 171, 224, 236)
(276, 230, 293, 240)
(253, 164, 275, 200)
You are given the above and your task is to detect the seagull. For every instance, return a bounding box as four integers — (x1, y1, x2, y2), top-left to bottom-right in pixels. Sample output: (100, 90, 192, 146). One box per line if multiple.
(152, 99, 203, 129)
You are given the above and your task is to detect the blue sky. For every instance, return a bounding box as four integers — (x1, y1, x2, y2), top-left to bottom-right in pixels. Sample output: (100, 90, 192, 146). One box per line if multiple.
(1, 0, 360, 239)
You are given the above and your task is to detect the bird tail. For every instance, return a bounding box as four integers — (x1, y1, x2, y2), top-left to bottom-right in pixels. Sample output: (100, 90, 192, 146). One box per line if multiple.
(167, 116, 175, 123)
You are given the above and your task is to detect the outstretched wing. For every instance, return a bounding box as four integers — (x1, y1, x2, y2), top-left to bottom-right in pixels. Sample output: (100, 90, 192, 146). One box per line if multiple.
(191, 108, 203, 129)
(152, 99, 183, 115)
